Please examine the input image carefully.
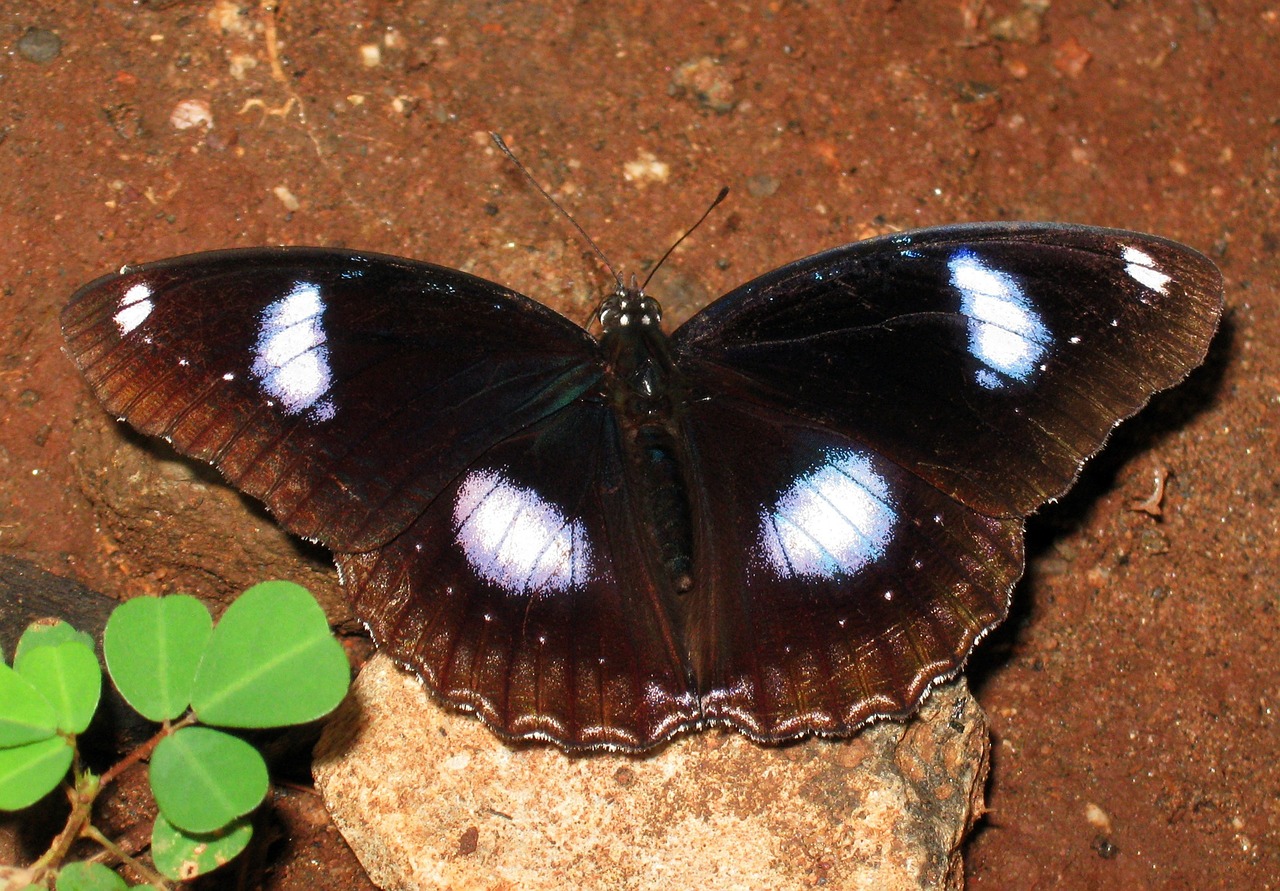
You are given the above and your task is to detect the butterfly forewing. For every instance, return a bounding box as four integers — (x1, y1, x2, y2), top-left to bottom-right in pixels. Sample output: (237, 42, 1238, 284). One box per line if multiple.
(672, 224, 1224, 518)
(61, 248, 602, 551)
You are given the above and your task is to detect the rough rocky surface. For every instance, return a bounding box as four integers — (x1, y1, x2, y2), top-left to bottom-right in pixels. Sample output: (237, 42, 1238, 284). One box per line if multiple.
(68, 410, 345, 617)
(315, 654, 989, 891)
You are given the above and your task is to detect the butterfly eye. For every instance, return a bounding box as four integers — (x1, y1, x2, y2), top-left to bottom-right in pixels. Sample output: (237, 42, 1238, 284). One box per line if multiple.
(599, 291, 661, 331)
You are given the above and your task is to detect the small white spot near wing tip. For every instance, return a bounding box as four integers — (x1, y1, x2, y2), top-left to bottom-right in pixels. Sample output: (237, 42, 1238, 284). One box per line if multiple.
(1122, 245, 1155, 266)
(113, 283, 154, 336)
(1122, 245, 1173, 295)
(122, 282, 151, 303)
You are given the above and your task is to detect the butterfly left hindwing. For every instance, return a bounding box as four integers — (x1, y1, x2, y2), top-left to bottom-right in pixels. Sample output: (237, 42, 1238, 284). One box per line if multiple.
(339, 398, 701, 749)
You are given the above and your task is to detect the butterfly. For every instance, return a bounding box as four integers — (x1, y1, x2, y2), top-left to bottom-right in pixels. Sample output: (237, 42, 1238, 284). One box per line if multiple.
(61, 220, 1223, 751)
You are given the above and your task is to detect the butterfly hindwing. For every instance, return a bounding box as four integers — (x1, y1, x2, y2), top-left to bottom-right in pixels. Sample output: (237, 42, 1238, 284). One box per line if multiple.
(676, 394, 1022, 741)
(338, 398, 700, 749)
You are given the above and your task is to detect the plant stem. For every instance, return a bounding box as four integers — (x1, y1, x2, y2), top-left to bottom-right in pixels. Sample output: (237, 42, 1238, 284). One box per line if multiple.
(99, 713, 195, 787)
(27, 715, 196, 882)
(84, 824, 170, 888)
(27, 765, 97, 881)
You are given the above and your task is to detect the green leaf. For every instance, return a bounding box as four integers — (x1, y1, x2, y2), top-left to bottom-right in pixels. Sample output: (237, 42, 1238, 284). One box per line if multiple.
(104, 595, 212, 722)
(151, 812, 252, 881)
(0, 735, 73, 810)
(0, 662, 59, 747)
(56, 861, 128, 891)
(14, 621, 94, 669)
(16, 641, 101, 735)
(149, 726, 268, 833)
(190, 581, 349, 728)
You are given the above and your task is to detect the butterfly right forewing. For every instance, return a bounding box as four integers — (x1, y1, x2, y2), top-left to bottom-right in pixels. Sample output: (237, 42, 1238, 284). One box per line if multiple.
(673, 223, 1224, 518)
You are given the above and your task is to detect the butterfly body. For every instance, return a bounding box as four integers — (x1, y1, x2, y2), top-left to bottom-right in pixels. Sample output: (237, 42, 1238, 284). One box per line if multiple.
(598, 289, 700, 599)
(63, 223, 1223, 751)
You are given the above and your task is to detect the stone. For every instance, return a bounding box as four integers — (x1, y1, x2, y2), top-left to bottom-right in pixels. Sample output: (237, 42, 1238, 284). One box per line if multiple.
(67, 409, 343, 616)
(315, 654, 989, 890)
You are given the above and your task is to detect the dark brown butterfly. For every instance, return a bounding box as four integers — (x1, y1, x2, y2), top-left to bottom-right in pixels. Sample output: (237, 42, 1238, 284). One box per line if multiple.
(62, 222, 1223, 750)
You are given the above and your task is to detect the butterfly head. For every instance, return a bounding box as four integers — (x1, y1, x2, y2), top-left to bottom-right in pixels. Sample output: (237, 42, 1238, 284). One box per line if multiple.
(598, 287, 663, 334)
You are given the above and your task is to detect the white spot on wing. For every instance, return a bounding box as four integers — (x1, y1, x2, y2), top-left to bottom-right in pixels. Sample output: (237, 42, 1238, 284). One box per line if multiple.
(757, 449, 898, 581)
(1122, 245, 1172, 295)
(114, 283, 153, 336)
(454, 469, 594, 595)
(251, 282, 336, 421)
(950, 250, 1051, 389)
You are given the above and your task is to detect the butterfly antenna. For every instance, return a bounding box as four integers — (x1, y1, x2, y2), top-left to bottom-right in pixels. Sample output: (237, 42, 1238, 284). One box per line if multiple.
(641, 186, 729, 291)
(490, 133, 624, 290)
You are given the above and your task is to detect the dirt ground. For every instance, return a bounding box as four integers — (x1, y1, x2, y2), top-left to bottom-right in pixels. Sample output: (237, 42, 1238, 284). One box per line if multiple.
(1, 1, 1276, 888)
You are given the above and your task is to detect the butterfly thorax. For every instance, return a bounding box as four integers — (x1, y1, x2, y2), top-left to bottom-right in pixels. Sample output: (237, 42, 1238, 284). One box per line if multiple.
(599, 288, 696, 595)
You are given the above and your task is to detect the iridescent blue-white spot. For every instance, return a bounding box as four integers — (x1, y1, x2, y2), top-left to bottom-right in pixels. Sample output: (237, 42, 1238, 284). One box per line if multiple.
(757, 449, 898, 581)
(114, 283, 153, 336)
(1122, 245, 1172, 297)
(251, 282, 336, 421)
(950, 250, 1051, 389)
(453, 469, 594, 595)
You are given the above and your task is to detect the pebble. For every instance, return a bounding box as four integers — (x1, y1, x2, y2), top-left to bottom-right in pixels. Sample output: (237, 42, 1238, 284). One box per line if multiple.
(17, 28, 61, 64)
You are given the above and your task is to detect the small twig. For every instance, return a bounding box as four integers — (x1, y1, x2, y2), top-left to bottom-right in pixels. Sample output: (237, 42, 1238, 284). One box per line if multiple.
(260, 1, 294, 95)
(83, 825, 169, 889)
(100, 713, 196, 788)
(1129, 465, 1171, 518)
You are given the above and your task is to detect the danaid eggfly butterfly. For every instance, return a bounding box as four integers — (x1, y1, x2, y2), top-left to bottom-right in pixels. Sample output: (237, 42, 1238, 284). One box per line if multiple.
(62, 221, 1223, 750)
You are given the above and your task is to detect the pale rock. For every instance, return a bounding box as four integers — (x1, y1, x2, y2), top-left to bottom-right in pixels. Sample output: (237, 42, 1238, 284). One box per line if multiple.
(315, 654, 989, 890)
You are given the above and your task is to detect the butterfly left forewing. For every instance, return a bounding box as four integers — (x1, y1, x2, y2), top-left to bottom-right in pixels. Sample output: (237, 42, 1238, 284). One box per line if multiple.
(62, 248, 603, 551)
